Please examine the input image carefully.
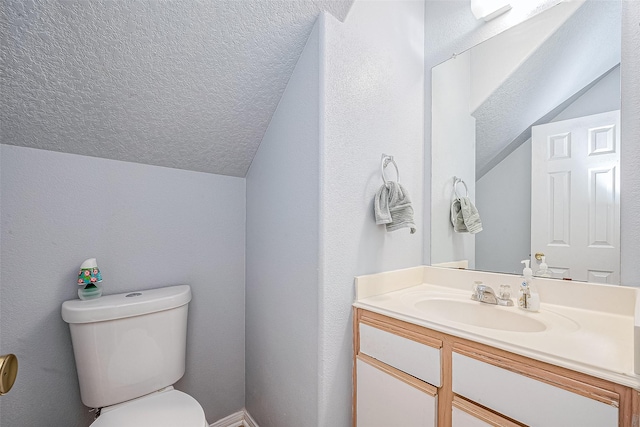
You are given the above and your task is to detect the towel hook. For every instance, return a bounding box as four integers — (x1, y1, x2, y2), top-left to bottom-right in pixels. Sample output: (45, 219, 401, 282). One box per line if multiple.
(453, 176, 468, 199)
(381, 154, 400, 188)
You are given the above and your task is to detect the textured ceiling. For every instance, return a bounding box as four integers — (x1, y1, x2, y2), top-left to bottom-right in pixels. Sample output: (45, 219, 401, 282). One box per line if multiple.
(1, 0, 353, 177)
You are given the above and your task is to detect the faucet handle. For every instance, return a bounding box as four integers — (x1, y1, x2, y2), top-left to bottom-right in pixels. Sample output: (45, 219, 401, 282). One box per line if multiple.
(496, 285, 514, 306)
(499, 285, 511, 299)
(472, 281, 484, 301)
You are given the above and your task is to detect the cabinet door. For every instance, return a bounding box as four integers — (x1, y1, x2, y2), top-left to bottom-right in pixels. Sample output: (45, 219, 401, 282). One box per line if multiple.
(356, 357, 437, 427)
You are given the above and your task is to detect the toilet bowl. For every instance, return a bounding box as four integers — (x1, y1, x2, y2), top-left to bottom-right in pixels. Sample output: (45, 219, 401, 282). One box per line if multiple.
(62, 285, 207, 427)
(90, 387, 207, 427)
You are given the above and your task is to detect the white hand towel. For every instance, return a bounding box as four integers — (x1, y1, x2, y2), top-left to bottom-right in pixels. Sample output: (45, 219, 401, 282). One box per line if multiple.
(450, 199, 467, 233)
(450, 196, 482, 234)
(375, 181, 416, 234)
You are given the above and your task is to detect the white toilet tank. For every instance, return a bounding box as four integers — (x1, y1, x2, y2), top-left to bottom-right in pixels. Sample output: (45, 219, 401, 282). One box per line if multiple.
(61, 285, 192, 409)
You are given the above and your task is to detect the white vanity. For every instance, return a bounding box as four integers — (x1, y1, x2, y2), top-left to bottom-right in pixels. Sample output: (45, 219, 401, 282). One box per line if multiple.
(352, 266, 640, 426)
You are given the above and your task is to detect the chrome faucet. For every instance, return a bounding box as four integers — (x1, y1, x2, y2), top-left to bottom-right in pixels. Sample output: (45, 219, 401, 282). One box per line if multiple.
(471, 282, 514, 306)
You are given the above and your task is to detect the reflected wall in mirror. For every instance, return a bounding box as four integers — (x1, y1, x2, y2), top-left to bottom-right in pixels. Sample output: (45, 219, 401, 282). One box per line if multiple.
(430, 0, 621, 284)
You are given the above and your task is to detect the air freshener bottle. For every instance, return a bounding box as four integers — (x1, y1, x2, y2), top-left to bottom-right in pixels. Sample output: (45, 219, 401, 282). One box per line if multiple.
(77, 258, 103, 300)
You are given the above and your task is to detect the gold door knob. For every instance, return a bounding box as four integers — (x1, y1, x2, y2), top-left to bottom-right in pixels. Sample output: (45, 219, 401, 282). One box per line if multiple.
(534, 252, 545, 261)
(0, 354, 18, 395)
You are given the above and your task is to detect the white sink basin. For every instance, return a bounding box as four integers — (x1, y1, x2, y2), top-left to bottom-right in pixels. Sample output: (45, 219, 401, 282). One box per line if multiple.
(413, 298, 547, 332)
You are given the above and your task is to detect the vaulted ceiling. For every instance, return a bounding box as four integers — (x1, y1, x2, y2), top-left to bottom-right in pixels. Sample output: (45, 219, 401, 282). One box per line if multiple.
(1, 0, 354, 177)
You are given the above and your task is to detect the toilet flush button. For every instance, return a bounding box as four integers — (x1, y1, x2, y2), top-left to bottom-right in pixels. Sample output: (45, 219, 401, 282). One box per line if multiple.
(125, 293, 142, 298)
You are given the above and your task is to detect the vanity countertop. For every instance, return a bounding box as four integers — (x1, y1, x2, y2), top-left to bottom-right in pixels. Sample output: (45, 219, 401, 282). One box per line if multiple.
(354, 266, 640, 390)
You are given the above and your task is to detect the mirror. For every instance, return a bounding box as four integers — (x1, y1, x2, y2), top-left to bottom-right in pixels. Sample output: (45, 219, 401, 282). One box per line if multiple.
(431, 1, 621, 283)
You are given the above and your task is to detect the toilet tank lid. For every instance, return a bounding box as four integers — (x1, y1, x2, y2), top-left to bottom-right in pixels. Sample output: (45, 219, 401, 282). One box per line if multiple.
(62, 285, 191, 324)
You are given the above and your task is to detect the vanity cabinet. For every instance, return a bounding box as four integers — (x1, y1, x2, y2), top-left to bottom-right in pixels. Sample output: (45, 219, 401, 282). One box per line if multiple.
(353, 308, 639, 427)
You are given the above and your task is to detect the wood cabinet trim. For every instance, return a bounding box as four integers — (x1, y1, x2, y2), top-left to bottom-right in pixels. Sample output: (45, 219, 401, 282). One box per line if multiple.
(632, 389, 640, 427)
(617, 385, 640, 427)
(438, 336, 454, 427)
(357, 353, 438, 397)
(452, 395, 525, 427)
(453, 342, 620, 407)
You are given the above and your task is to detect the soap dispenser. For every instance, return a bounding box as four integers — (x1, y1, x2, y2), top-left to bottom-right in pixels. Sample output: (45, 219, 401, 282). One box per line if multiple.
(518, 260, 540, 312)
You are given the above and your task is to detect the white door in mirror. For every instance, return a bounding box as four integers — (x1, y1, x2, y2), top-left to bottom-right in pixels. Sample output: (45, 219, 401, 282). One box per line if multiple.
(531, 110, 620, 284)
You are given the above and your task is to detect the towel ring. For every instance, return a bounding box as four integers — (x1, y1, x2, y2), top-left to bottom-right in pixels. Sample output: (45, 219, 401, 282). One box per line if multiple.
(453, 176, 468, 199)
(381, 154, 400, 187)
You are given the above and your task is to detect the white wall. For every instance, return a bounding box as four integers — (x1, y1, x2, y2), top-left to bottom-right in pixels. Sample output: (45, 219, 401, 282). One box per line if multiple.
(245, 3, 425, 425)
(245, 22, 321, 427)
(320, 1, 425, 425)
(431, 50, 476, 267)
(0, 145, 246, 426)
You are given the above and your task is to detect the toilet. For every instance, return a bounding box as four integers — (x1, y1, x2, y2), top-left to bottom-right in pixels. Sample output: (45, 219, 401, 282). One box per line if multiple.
(61, 285, 207, 427)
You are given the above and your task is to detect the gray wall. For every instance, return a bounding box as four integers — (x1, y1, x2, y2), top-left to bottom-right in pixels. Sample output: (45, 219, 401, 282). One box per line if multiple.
(0, 145, 246, 426)
(553, 65, 621, 122)
(245, 21, 321, 427)
(620, 0, 640, 287)
(476, 139, 531, 275)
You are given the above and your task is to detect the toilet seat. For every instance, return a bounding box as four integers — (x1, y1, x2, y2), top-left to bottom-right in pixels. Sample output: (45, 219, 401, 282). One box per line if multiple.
(90, 388, 207, 427)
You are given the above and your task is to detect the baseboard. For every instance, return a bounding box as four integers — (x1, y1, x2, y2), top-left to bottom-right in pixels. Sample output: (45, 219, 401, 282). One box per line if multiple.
(243, 409, 259, 427)
(210, 409, 259, 427)
(210, 411, 244, 427)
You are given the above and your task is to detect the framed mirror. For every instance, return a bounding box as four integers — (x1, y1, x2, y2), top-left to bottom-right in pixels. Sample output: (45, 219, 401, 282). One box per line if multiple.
(430, 0, 621, 283)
